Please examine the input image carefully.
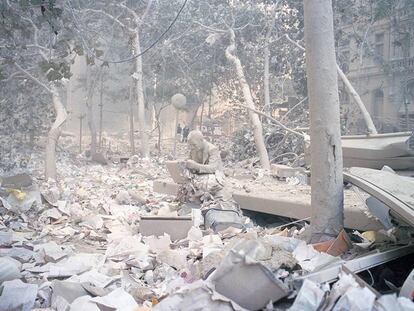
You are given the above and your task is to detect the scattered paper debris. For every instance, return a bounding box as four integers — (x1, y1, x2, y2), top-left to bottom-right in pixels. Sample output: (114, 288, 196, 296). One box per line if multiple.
(0, 279, 38, 311)
(288, 279, 326, 311)
(1, 138, 414, 311)
(0, 256, 21, 283)
(90, 288, 139, 311)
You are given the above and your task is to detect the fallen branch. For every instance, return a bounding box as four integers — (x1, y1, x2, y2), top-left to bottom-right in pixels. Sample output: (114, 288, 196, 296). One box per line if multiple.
(280, 97, 308, 122)
(272, 152, 299, 164)
(226, 28, 270, 169)
(235, 102, 305, 138)
(284, 34, 378, 135)
(336, 66, 378, 134)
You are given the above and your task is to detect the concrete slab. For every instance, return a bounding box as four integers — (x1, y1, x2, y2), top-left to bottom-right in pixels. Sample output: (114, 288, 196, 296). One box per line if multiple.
(342, 132, 413, 159)
(343, 156, 414, 170)
(139, 216, 193, 240)
(0, 173, 33, 189)
(153, 180, 180, 196)
(233, 191, 384, 231)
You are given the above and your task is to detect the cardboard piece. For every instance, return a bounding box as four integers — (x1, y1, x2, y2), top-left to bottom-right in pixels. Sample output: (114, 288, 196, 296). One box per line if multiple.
(166, 161, 189, 184)
(210, 246, 289, 310)
(312, 229, 352, 257)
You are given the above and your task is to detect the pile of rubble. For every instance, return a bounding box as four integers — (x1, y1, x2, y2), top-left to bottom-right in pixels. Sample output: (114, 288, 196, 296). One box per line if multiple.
(229, 128, 258, 162)
(0, 148, 414, 310)
(229, 124, 306, 167)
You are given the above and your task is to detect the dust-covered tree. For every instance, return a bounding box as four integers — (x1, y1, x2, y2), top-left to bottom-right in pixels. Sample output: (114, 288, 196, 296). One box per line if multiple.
(0, 0, 81, 179)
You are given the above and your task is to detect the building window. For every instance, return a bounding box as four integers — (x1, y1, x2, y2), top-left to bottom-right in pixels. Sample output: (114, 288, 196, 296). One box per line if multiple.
(393, 39, 402, 58)
(375, 33, 384, 42)
(372, 89, 384, 118)
(404, 36, 411, 58)
(375, 33, 385, 58)
(406, 81, 414, 105)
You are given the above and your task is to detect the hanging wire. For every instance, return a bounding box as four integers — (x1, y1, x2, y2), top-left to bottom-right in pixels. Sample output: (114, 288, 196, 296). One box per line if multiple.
(68, 0, 188, 64)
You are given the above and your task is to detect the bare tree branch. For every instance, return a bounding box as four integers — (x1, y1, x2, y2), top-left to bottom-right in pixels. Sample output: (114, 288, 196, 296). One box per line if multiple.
(137, 0, 154, 26)
(83, 9, 134, 32)
(280, 97, 308, 122)
(25, 44, 50, 52)
(284, 34, 377, 134)
(285, 34, 305, 51)
(0, 44, 48, 53)
(1, 71, 25, 82)
(234, 102, 305, 138)
(19, 15, 48, 60)
(118, 2, 139, 21)
(14, 62, 52, 93)
(193, 21, 227, 33)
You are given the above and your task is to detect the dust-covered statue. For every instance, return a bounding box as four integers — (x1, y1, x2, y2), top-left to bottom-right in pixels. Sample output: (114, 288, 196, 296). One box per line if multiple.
(177, 130, 243, 231)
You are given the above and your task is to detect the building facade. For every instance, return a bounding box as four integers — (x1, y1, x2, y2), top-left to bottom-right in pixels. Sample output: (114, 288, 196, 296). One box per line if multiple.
(337, 3, 414, 133)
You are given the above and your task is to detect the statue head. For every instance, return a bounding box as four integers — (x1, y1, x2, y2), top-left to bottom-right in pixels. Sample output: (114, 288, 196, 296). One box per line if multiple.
(171, 93, 187, 110)
(187, 130, 205, 151)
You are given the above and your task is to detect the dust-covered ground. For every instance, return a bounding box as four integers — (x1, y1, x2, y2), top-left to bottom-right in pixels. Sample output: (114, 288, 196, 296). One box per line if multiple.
(0, 138, 413, 311)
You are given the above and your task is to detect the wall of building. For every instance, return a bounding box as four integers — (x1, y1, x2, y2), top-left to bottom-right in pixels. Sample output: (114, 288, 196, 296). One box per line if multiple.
(337, 6, 414, 133)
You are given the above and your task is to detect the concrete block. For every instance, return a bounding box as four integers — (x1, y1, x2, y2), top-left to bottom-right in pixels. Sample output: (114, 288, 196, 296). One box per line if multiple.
(233, 191, 383, 231)
(153, 180, 180, 196)
(271, 164, 306, 179)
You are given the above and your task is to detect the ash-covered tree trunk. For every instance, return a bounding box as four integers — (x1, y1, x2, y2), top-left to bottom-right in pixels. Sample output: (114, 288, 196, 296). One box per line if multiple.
(263, 29, 271, 119)
(45, 85, 67, 180)
(85, 67, 97, 158)
(133, 32, 149, 158)
(226, 29, 270, 170)
(129, 83, 136, 155)
(86, 4, 152, 158)
(263, 4, 278, 119)
(14, 63, 67, 180)
(304, 0, 344, 242)
(263, 0, 280, 119)
(98, 74, 104, 149)
(155, 108, 162, 154)
(86, 103, 97, 157)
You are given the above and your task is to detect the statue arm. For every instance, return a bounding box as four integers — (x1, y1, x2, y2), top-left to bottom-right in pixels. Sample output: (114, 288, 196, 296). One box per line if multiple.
(190, 148, 221, 174)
